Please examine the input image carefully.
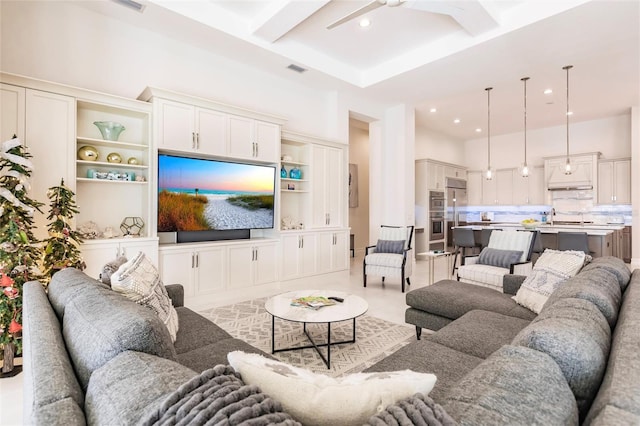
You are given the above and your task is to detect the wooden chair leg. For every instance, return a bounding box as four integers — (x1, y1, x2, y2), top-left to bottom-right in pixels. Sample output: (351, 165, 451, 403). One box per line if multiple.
(406, 277, 411, 287)
(416, 326, 422, 340)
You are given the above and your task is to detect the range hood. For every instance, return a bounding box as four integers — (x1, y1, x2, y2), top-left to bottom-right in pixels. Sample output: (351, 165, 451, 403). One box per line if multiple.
(547, 161, 593, 191)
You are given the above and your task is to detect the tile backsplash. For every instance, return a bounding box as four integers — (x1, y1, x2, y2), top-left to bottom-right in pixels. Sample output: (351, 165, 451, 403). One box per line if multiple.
(461, 203, 631, 225)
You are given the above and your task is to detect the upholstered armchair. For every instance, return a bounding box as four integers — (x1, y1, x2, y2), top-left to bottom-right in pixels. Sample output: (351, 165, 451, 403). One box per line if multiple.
(456, 230, 536, 293)
(363, 225, 414, 293)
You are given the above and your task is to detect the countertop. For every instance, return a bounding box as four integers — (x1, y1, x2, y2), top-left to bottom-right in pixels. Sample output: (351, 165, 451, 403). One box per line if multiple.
(457, 222, 622, 236)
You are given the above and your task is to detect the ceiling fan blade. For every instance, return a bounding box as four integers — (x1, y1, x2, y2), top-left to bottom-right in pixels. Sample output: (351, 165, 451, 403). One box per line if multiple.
(327, 0, 385, 29)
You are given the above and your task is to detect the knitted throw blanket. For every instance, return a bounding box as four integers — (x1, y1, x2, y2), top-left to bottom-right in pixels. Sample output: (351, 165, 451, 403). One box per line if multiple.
(139, 365, 301, 426)
(366, 394, 458, 426)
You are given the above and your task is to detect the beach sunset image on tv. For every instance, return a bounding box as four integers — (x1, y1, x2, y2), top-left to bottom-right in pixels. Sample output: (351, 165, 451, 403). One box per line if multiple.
(158, 155, 275, 232)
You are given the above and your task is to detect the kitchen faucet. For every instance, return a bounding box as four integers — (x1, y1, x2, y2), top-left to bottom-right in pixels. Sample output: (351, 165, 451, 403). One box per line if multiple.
(550, 208, 555, 226)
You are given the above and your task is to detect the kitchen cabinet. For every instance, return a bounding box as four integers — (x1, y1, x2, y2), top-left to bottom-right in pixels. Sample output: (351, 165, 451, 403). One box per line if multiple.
(545, 153, 599, 191)
(82, 238, 159, 281)
(445, 165, 466, 180)
(467, 171, 483, 206)
(598, 159, 630, 204)
(427, 163, 445, 190)
(495, 169, 513, 205)
(312, 144, 344, 228)
(623, 226, 632, 263)
(281, 232, 317, 280)
(227, 241, 278, 288)
(317, 230, 349, 274)
(513, 166, 545, 205)
(1, 83, 25, 141)
(228, 116, 280, 162)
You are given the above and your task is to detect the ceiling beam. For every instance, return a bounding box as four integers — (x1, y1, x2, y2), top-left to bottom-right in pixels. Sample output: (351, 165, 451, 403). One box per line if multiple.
(251, 0, 331, 43)
(404, 0, 500, 36)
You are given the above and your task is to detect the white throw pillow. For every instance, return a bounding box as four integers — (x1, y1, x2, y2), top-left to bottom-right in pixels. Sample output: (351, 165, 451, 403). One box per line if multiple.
(227, 351, 437, 426)
(513, 249, 586, 313)
(110, 251, 179, 341)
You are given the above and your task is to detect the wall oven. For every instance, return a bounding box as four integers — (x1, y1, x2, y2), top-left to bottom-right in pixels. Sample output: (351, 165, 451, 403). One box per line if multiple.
(429, 191, 445, 241)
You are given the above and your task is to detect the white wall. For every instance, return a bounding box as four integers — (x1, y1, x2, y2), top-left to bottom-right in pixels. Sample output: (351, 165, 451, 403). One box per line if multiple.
(415, 125, 466, 165)
(463, 114, 632, 170)
(348, 120, 370, 253)
(0, 1, 333, 137)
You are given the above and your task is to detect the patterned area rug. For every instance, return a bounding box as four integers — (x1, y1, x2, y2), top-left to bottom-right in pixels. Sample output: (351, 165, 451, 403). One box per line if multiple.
(199, 297, 415, 377)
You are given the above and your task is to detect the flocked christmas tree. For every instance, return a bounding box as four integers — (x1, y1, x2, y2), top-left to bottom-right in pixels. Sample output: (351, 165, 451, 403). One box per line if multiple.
(0, 136, 44, 376)
(42, 179, 85, 282)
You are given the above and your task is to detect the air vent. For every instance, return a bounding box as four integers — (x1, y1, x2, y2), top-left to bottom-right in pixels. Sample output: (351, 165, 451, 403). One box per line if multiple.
(112, 0, 146, 13)
(287, 64, 307, 73)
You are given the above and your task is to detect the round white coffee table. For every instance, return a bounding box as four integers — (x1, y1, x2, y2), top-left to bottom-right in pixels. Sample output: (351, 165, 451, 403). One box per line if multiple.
(265, 290, 368, 368)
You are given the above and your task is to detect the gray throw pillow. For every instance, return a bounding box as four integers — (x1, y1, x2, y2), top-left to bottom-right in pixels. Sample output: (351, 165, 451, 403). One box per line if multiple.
(376, 239, 405, 254)
(478, 247, 523, 269)
(99, 256, 128, 286)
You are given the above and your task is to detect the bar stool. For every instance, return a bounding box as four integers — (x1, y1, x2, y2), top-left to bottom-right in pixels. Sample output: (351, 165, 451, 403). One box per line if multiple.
(557, 232, 590, 254)
(480, 229, 493, 249)
(451, 228, 476, 277)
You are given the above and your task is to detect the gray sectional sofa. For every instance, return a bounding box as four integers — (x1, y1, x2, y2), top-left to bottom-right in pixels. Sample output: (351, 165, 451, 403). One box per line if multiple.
(23, 257, 640, 424)
(368, 256, 640, 424)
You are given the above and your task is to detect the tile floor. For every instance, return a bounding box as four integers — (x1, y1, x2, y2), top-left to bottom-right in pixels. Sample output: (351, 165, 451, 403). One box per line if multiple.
(0, 253, 452, 425)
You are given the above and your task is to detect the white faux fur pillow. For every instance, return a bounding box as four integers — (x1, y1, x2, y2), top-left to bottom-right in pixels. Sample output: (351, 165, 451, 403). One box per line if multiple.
(227, 351, 437, 426)
(513, 249, 586, 313)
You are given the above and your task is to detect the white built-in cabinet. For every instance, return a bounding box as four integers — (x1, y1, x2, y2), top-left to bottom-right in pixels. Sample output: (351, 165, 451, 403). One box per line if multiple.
(466, 171, 483, 206)
(470, 166, 545, 206)
(280, 232, 317, 280)
(1, 83, 25, 142)
(512, 166, 545, 205)
(317, 230, 349, 274)
(598, 159, 631, 204)
(312, 144, 343, 228)
(227, 241, 278, 288)
(140, 87, 282, 163)
(425, 160, 466, 191)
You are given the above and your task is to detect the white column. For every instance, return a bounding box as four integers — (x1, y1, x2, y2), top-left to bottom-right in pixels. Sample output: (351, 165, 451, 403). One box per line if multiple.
(631, 106, 640, 269)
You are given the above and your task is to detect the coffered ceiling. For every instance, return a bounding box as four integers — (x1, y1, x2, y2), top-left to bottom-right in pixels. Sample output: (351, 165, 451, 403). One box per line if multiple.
(91, 0, 639, 140)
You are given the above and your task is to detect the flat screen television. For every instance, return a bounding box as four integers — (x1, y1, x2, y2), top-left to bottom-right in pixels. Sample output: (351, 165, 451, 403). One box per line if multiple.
(158, 154, 275, 242)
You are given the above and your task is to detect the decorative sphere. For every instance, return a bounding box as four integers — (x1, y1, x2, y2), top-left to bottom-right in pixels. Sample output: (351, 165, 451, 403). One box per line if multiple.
(78, 146, 99, 161)
(120, 216, 144, 236)
(107, 152, 122, 163)
(127, 157, 140, 165)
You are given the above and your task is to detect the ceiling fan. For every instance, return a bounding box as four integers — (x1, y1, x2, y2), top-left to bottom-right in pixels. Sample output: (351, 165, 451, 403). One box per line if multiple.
(327, 0, 405, 29)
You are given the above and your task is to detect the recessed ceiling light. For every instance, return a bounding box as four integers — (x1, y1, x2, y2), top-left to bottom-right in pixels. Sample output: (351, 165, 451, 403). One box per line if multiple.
(567, 111, 574, 116)
(359, 18, 371, 27)
(453, 119, 461, 124)
(475, 128, 482, 133)
(429, 108, 437, 113)
(544, 89, 553, 95)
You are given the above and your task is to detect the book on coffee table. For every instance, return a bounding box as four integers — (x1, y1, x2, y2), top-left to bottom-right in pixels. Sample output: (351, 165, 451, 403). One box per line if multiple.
(291, 296, 336, 309)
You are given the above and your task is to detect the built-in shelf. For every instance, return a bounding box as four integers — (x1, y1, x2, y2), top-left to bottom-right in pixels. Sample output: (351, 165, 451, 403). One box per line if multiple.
(281, 160, 308, 167)
(76, 136, 148, 150)
(281, 189, 309, 193)
(77, 160, 148, 169)
(76, 178, 148, 185)
(281, 178, 308, 182)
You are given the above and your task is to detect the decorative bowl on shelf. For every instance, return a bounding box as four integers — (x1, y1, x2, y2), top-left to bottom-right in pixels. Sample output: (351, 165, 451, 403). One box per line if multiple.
(521, 220, 540, 230)
(93, 121, 125, 141)
(77, 145, 99, 161)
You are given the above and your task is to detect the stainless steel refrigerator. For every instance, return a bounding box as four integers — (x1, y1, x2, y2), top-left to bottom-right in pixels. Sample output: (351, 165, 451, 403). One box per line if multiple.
(445, 178, 467, 250)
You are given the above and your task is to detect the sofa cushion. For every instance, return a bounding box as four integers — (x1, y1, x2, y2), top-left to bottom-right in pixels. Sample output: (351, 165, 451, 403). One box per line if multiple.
(47, 268, 110, 319)
(22, 282, 85, 424)
(513, 249, 586, 313)
(477, 247, 523, 269)
(457, 263, 506, 290)
(406, 281, 537, 322)
(427, 310, 531, 359)
(585, 272, 640, 423)
(98, 255, 127, 285)
(512, 298, 610, 417)
(177, 338, 272, 373)
(544, 268, 621, 329)
(442, 345, 578, 425)
(228, 351, 436, 426)
(580, 256, 631, 292)
(85, 351, 196, 425)
(63, 286, 177, 389)
(172, 307, 232, 354)
(365, 339, 483, 403)
(365, 253, 405, 268)
(110, 251, 179, 342)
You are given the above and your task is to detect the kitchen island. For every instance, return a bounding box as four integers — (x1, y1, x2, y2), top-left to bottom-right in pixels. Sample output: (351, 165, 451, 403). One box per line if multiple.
(457, 223, 621, 258)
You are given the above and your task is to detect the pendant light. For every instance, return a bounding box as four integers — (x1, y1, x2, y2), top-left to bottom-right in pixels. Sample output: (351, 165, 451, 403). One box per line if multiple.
(521, 77, 530, 177)
(563, 65, 573, 175)
(485, 87, 493, 180)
